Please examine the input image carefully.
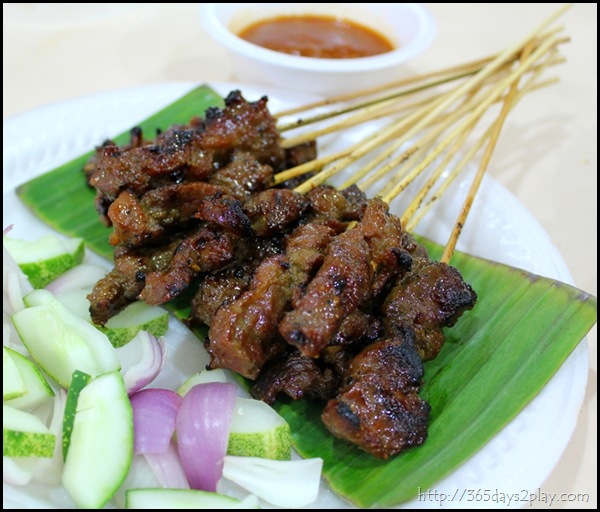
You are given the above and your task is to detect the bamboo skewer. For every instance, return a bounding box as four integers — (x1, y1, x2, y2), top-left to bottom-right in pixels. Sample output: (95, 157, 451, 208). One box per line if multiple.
(286, 33, 564, 195)
(273, 28, 568, 120)
(378, 33, 561, 207)
(268, 5, 572, 262)
(273, 56, 494, 118)
(440, 40, 536, 263)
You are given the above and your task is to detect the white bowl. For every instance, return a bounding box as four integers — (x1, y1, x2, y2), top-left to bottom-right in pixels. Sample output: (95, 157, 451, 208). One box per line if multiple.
(199, 3, 436, 96)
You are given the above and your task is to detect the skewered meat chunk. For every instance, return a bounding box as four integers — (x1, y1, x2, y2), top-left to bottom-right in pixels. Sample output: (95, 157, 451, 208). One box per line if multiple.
(206, 222, 336, 378)
(252, 310, 383, 404)
(243, 189, 309, 237)
(279, 197, 412, 358)
(279, 226, 373, 358)
(359, 197, 412, 296)
(383, 257, 477, 360)
(207, 150, 275, 199)
(87, 91, 284, 217)
(321, 330, 430, 459)
(107, 182, 229, 247)
(87, 239, 181, 325)
(188, 264, 254, 327)
(251, 350, 339, 404)
(206, 254, 291, 378)
(138, 225, 240, 305)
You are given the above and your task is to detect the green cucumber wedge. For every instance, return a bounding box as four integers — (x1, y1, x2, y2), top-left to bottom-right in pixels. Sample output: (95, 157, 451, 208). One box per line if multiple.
(56, 288, 169, 348)
(62, 371, 133, 509)
(3, 347, 27, 401)
(13, 289, 120, 387)
(227, 397, 292, 460)
(62, 370, 92, 461)
(3, 405, 56, 458)
(4, 234, 84, 288)
(3, 347, 55, 411)
(125, 488, 260, 509)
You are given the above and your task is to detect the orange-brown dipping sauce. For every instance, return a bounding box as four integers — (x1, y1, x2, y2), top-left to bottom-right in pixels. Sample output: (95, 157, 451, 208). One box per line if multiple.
(237, 15, 395, 59)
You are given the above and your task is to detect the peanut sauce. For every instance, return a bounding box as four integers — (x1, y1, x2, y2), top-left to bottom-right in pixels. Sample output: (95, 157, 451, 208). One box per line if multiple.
(237, 15, 395, 59)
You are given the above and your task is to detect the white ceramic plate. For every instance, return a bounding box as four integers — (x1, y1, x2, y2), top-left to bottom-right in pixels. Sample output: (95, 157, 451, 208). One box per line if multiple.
(2, 83, 588, 509)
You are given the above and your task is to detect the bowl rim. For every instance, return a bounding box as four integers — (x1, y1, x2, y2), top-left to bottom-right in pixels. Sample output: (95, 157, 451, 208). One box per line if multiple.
(199, 3, 436, 73)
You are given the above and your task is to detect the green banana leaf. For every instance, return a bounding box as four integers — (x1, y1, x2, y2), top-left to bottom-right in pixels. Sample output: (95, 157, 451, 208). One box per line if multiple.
(15, 84, 597, 508)
(274, 240, 596, 507)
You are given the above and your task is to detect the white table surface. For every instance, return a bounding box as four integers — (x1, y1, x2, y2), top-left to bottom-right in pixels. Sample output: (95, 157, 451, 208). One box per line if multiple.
(3, 3, 597, 509)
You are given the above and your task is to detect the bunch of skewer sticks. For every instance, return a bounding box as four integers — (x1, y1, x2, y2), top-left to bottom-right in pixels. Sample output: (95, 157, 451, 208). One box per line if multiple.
(270, 4, 571, 265)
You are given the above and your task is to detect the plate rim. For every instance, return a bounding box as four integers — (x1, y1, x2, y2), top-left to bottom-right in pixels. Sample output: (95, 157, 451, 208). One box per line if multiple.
(2, 81, 589, 509)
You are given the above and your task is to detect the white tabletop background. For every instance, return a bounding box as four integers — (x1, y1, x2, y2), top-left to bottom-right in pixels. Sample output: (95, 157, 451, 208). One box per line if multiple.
(3, 3, 597, 509)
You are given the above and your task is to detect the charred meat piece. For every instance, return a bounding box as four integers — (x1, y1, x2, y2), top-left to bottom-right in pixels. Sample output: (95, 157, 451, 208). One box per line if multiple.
(244, 189, 310, 237)
(305, 184, 367, 232)
(251, 350, 338, 404)
(107, 182, 229, 247)
(252, 310, 383, 404)
(206, 222, 336, 379)
(279, 226, 373, 358)
(402, 231, 428, 258)
(359, 197, 412, 297)
(208, 150, 275, 200)
(188, 264, 253, 327)
(328, 309, 383, 348)
(139, 225, 240, 305)
(193, 193, 253, 238)
(284, 140, 318, 169)
(87, 91, 284, 216)
(206, 254, 291, 379)
(88, 240, 180, 325)
(88, 128, 211, 206)
(321, 331, 430, 459)
(201, 91, 286, 171)
(383, 257, 477, 360)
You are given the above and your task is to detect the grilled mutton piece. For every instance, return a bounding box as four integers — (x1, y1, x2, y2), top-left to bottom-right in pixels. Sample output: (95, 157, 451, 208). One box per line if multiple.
(87, 239, 181, 325)
(321, 330, 430, 459)
(383, 257, 477, 361)
(279, 197, 412, 359)
(107, 182, 231, 247)
(251, 350, 339, 404)
(86, 90, 286, 222)
(279, 226, 373, 359)
(138, 226, 244, 306)
(206, 222, 336, 379)
(251, 309, 383, 404)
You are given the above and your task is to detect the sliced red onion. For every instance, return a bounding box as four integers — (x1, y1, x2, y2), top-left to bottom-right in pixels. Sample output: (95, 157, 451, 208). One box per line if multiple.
(44, 264, 107, 295)
(144, 440, 190, 489)
(176, 382, 237, 492)
(130, 388, 182, 455)
(116, 331, 167, 395)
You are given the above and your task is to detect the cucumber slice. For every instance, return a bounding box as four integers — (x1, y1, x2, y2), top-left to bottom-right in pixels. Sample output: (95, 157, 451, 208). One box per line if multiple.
(62, 370, 92, 460)
(13, 290, 120, 388)
(3, 405, 56, 458)
(4, 235, 84, 288)
(3, 346, 55, 411)
(177, 369, 229, 396)
(62, 371, 133, 509)
(56, 288, 169, 348)
(125, 488, 260, 509)
(103, 301, 169, 348)
(3, 346, 27, 401)
(227, 398, 292, 460)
